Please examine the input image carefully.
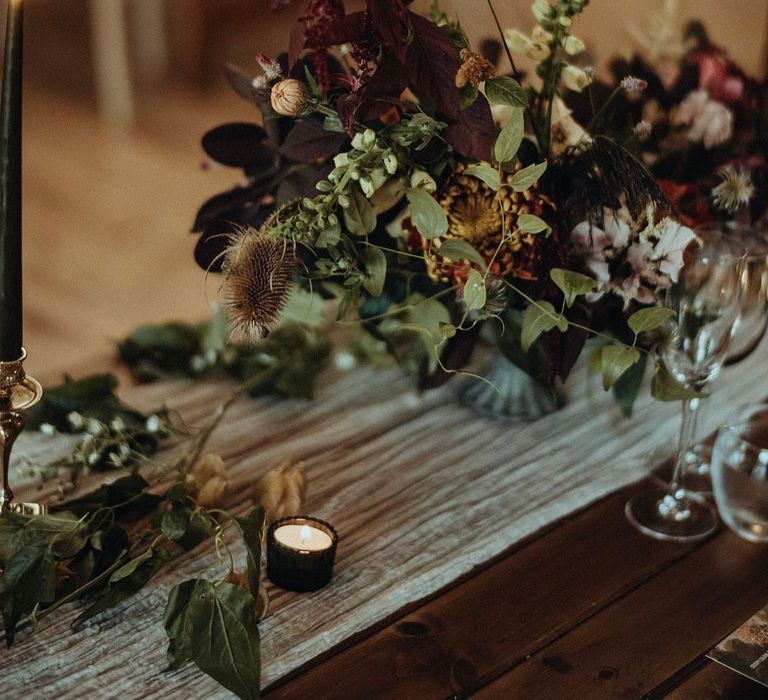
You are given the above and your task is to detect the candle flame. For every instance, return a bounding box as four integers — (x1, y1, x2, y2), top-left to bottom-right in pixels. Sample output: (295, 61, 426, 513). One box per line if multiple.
(299, 525, 312, 544)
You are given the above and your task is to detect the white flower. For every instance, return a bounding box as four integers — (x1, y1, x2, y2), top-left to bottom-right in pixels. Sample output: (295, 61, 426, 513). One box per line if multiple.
(620, 76, 648, 93)
(85, 418, 104, 435)
(67, 412, 85, 430)
(40, 423, 56, 436)
(255, 54, 282, 81)
(561, 35, 585, 55)
(633, 120, 652, 140)
(550, 97, 590, 157)
(110, 416, 126, 432)
(146, 414, 163, 433)
(712, 166, 755, 213)
(410, 170, 437, 193)
(561, 64, 591, 92)
(251, 75, 268, 89)
(334, 351, 357, 371)
(673, 90, 733, 149)
(650, 218, 697, 283)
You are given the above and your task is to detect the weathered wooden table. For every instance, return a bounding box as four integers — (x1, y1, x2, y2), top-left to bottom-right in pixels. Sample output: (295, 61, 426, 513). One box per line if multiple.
(4, 340, 768, 699)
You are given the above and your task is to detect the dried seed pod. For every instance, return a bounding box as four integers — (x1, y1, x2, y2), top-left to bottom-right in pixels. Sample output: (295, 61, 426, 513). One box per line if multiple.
(253, 460, 307, 522)
(270, 79, 307, 116)
(186, 453, 229, 509)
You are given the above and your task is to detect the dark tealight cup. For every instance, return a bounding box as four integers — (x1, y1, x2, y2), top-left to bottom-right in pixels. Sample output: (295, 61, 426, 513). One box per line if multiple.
(266, 516, 339, 592)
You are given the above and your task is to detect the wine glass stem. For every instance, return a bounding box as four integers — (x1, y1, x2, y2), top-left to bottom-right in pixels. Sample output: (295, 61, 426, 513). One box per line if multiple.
(669, 398, 699, 494)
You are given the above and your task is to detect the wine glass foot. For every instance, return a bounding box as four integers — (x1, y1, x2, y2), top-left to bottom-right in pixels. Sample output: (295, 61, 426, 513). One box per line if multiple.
(625, 488, 718, 543)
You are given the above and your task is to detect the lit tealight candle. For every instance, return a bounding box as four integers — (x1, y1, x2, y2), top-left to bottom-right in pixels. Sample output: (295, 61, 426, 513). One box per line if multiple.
(274, 523, 333, 552)
(267, 516, 339, 592)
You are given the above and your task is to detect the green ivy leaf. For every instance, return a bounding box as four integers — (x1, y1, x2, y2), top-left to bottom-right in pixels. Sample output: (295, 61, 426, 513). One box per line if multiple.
(627, 307, 675, 336)
(650, 360, 709, 401)
(436, 239, 487, 269)
(463, 269, 487, 311)
(336, 284, 360, 321)
(73, 546, 167, 629)
(0, 544, 56, 645)
(549, 268, 595, 307)
(233, 507, 266, 598)
(464, 163, 500, 191)
(485, 76, 529, 107)
(518, 213, 550, 234)
(521, 301, 567, 353)
(361, 246, 387, 297)
(161, 505, 212, 550)
(406, 188, 448, 239)
(494, 107, 524, 163)
(509, 161, 547, 192)
(613, 353, 648, 417)
(164, 579, 261, 700)
(601, 345, 641, 390)
(343, 187, 376, 236)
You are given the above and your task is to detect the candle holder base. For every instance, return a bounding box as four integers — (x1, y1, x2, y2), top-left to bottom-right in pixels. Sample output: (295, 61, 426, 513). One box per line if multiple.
(0, 348, 45, 516)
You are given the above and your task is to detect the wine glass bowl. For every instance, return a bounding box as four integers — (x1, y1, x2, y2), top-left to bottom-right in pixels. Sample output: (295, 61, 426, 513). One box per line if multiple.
(712, 403, 768, 542)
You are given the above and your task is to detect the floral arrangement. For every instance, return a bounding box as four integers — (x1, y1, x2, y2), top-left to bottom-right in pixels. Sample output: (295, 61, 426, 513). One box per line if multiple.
(190, 0, 712, 415)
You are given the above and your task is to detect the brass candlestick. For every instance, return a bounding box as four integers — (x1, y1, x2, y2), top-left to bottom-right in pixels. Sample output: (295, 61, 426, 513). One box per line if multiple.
(0, 348, 44, 515)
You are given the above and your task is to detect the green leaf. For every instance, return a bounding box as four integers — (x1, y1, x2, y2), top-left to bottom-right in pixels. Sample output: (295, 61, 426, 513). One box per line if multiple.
(438, 321, 457, 338)
(336, 285, 360, 321)
(464, 164, 500, 191)
(613, 353, 648, 417)
(458, 83, 478, 108)
(361, 246, 387, 297)
(495, 308, 555, 391)
(549, 268, 595, 307)
(0, 544, 56, 644)
(436, 239, 487, 269)
(485, 76, 529, 107)
(343, 187, 376, 236)
(161, 505, 212, 550)
(164, 579, 261, 700)
(601, 345, 641, 390)
(518, 214, 550, 234)
(406, 188, 448, 239)
(628, 307, 675, 336)
(463, 269, 487, 311)
(521, 301, 567, 353)
(494, 107, 524, 163)
(509, 161, 547, 192)
(59, 473, 162, 517)
(233, 507, 266, 598)
(73, 546, 166, 628)
(650, 360, 709, 401)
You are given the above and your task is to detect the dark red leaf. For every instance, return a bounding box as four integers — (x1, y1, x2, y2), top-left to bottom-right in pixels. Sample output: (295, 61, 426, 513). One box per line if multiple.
(192, 186, 264, 233)
(357, 51, 409, 122)
(443, 94, 495, 161)
(405, 12, 461, 120)
(202, 123, 276, 168)
(367, 0, 410, 62)
(279, 118, 348, 160)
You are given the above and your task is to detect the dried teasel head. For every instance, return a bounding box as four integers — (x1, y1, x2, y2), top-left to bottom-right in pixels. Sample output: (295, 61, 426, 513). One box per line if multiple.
(222, 226, 296, 344)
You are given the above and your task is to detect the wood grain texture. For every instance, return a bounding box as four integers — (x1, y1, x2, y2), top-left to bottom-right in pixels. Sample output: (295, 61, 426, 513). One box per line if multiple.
(2, 334, 767, 697)
(662, 661, 768, 700)
(472, 528, 768, 700)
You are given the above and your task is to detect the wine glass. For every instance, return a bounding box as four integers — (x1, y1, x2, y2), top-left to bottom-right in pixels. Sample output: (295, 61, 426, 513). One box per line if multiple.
(678, 226, 768, 494)
(711, 403, 768, 542)
(626, 233, 746, 542)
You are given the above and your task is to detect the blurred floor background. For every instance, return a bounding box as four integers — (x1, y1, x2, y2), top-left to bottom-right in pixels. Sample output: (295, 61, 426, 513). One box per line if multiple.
(6, 0, 768, 379)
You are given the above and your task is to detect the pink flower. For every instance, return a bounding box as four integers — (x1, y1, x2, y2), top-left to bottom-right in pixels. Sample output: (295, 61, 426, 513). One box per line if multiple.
(650, 219, 697, 283)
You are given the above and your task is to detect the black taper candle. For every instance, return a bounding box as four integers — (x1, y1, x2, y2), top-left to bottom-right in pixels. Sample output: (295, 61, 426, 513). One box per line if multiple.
(0, 0, 23, 361)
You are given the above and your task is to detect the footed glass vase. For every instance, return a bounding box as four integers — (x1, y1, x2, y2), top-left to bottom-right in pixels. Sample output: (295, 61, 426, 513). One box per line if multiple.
(460, 353, 564, 421)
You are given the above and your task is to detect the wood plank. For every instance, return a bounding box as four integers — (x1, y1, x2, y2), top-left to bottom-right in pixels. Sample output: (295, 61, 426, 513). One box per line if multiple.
(470, 530, 768, 700)
(263, 483, 700, 699)
(662, 661, 768, 700)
